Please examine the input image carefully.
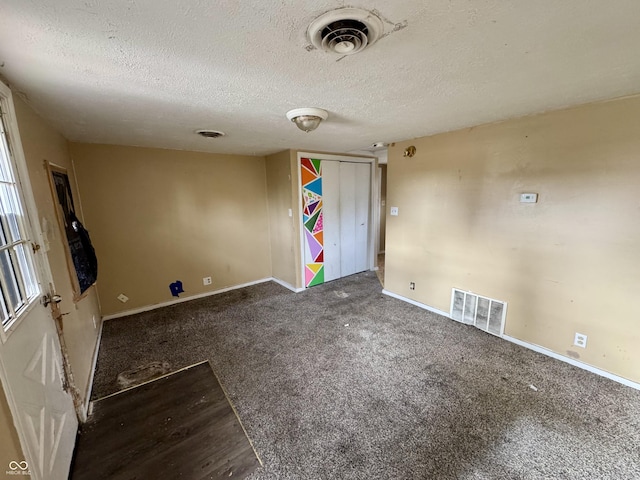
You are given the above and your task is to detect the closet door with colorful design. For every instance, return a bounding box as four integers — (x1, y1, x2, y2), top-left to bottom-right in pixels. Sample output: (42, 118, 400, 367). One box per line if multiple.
(301, 157, 325, 287)
(301, 157, 371, 288)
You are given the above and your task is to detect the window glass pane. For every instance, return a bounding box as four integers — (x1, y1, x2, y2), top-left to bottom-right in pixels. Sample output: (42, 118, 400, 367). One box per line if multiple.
(0, 183, 23, 242)
(0, 131, 13, 182)
(0, 248, 22, 312)
(0, 216, 7, 246)
(15, 243, 37, 299)
(0, 287, 9, 326)
(0, 100, 41, 330)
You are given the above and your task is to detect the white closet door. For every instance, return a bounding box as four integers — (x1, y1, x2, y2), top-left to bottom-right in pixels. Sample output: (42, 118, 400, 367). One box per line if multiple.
(339, 162, 357, 277)
(339, 162, 370, 277)
(354, 162, 370, 273)
(322, 161, 341, 282)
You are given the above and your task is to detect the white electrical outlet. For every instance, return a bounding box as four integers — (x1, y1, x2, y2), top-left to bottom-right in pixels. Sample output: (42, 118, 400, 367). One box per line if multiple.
(117, 294, 129, 303)
(520, 193, 538, 203)
(203, 276, 212, 286)
(574, 332, 588, 348)
(390, 207, 399, 216)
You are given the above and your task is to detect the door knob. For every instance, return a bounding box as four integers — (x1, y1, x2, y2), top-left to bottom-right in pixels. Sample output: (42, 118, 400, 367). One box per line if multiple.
(42, 293, 62, 307)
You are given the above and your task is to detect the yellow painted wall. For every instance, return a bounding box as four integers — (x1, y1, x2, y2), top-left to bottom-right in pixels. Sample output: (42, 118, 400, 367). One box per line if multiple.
(0, 383, 25, 477)
(14, 96, 102, 405)
(266, 150, 297, 288)
(386, 95, 640, 383)
(69, 143, 272, 315)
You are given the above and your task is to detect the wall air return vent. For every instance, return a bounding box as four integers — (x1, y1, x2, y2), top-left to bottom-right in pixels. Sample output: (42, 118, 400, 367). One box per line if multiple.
(308, 8, 384, 55)
(451, 289, 507, 337)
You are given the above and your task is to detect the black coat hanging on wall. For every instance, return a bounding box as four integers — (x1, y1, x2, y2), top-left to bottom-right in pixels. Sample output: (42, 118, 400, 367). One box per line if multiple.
(52, 171, 98, 293)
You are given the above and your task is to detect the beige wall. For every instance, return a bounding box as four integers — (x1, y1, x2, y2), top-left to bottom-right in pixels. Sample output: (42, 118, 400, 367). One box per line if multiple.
(69, 143, 272, 315)
(14, 96, 102, 405)
(0, 383, 25, 476)
(386, 95, 640, 383)
(265, 150, 297, 288)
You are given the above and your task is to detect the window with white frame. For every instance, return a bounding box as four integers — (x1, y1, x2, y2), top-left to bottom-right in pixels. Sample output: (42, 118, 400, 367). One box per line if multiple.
(0, 94, 40, 331)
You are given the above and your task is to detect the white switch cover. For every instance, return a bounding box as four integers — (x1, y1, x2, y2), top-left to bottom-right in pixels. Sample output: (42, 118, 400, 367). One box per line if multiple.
(288, 208, 292, 217)
(390, 207, 399, 216)
(520, 193, 538, 203)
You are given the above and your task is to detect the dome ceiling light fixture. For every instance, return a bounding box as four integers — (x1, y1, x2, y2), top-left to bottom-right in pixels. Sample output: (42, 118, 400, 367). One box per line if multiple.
(307, 8, 384, 56)
(286, 107, 329, 133)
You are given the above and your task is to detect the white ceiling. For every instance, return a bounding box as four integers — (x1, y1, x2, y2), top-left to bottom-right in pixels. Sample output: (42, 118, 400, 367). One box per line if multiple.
(1, 1, 639, 157)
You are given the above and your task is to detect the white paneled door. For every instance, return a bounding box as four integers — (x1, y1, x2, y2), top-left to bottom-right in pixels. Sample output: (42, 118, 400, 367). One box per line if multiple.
(322, 160, 371, 282)
(0, 81, 78, 480)
(0, 315, 78, 480)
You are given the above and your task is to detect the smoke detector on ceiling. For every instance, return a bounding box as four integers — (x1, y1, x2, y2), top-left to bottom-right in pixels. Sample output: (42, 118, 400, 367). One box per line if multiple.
(308, 8, 384, 55)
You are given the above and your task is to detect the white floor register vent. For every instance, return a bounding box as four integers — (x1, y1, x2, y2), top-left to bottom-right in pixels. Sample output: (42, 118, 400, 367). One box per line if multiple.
(451, 289, 507, 337)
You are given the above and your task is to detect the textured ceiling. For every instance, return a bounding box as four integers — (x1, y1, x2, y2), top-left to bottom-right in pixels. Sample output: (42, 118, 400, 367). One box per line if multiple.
(1, 0, 639, 156)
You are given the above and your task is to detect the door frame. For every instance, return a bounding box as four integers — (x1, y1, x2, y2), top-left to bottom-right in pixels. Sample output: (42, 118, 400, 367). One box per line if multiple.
(296, 151, 378, 289)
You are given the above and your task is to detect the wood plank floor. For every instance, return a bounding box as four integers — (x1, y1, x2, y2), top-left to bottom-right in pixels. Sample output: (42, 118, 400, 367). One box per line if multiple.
(70, 361, 261, 480)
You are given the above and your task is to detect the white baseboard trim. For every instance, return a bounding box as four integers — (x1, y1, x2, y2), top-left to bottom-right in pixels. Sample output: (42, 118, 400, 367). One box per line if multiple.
(102, 278, 274, 320)
(382, 289, 640, 391)
(381, 289, 451, 318)
(80, 318, 104, 421)
(503, 335, 640, 391)
(271, 277, 305, 293)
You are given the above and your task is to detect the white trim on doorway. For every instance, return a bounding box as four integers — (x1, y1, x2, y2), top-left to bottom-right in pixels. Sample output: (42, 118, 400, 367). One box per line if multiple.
(296, 151, 377, 290)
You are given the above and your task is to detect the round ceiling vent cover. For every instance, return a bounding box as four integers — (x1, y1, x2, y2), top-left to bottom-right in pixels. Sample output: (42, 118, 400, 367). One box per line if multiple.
(195, 129, 226, 138)
(308, 8, 384, 55)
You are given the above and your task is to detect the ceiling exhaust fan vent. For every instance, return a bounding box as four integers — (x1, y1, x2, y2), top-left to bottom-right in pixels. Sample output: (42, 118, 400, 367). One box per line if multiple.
(308, 8, 384, 55)
(195, 129, 226, 138)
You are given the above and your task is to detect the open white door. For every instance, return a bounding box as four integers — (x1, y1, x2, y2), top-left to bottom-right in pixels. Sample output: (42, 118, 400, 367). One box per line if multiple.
(0, 82, 77, 479)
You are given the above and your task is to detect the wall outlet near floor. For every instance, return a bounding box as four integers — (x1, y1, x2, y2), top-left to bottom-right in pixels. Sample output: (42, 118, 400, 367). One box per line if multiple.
(203, 276, 212, 286)
(390, 206, 399, 216)
(520, 193, 538, 203)
(574, 332, 588, 348)
(117, 294, 129, 303)
(409, 282, 415, 290)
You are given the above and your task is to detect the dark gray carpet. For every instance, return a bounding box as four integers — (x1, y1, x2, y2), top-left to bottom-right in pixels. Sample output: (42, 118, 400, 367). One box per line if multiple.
(92, 272, 640, 479)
